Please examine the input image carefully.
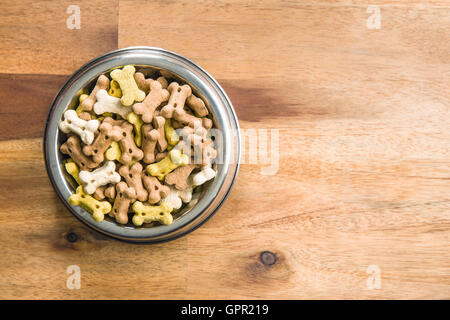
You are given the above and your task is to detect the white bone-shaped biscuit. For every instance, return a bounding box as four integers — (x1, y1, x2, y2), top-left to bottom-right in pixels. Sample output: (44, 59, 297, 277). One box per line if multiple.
(192, 166, 216, 186)
(58, 109, 99, 145)
(161, 186, 193, 210)
(78, 161, 121, 195)
(93, 89, 132, 119)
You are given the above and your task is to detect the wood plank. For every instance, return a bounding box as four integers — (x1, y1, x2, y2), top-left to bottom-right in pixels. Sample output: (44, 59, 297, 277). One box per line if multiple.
(117, 0, 450, 299)
(0, 74, 68, 140)
(0, 0, 449, 299)
(0, 0, 118, 75)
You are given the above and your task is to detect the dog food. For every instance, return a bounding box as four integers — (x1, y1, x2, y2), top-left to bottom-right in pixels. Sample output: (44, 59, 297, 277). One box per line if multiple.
(59, 65, 218, 226)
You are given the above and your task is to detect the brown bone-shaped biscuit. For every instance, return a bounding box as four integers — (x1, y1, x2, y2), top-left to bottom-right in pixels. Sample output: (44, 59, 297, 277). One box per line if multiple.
(202, 139, 217, 167)
(93, 184, 116, 201)
(141, 124, 159, 164)
(119, 163, 148, 202)
(119, 122, 144, 165)
(104, 184, 116, 200)
(142, 171, 170, 204)
(132, 79, 169, 123)
(134, 73, 169, 93)
(102, 116, 125, 127)
(180, 126, 217, 166)
(83, 121, 124, 164)
(60, 135, 98, 171)
(153, 115, 168, 152)
(81, 75, 110, 112)
(93, 186, 106, 200)
(186, 94, 209, 117)
(174, 109, 213, 129)
(165, 164, 197, 190)
(134, 72, 150, 93)
(112, 182, 136, 224)
(160, 82, 192, 119)
(157, 76, 169, 89)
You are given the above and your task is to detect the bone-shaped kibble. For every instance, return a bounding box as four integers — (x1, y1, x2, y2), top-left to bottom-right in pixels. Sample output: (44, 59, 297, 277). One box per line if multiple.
(161, 186, 193, 210)
(112, 181, 137, 224)
(83, 121, 124, 164)
(119, 162, 148, 202)
(141, 124, 159, 164)
(131, 201, 173, 226)
(104, 184, 116, 200)
(192, 165, 216, 186)
(126, 112, 144, 147)
(165, 163, 196, 190)
(119, 122, 144, 165)
(134, 72, 151, 93)
(65, 159, 80, 184)
(132, 79, 169, 123)
(179, 126, 217, 166)
(93, 186, 107, 201)
(96, 186, 111, 200)
(187, 94, 209, 117)
(65, 159, 81, 185)
(164, 118, 179, 146)
(95, 184, 116, 201)
(153, 115, 168, 152)
(161, 83, 212, 128)
(59, 109, 99, 145)
(142, 171, 170, 204)
(146, 149, 189, 181)
(60, 135, 98, 171)
(134, 73, 169, 93)
(110, 65, 145, 106)
(69, 186, 112, 222)
(79, 161, 121, 195)
(105, 141, 122, 162)
(93, 89, 132, 119)
(160, 82, 192, 118)
(108, 80, 122, 97)
(103, 116, 125, 127)
(174, 108, 213, 129)
(157, 76, 169, 89)
(81, 75, 110, 111)
(92, 184, 115, 201)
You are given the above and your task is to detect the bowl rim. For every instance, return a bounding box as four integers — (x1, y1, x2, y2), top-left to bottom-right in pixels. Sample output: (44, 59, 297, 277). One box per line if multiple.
(43, 46, 240, 243)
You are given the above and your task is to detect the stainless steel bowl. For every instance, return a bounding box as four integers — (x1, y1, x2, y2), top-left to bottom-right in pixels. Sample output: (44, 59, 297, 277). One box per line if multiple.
(44, 47, 240, 243)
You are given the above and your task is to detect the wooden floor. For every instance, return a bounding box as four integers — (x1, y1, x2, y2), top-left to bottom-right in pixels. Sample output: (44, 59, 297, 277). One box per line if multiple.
(0, 0, 449, 299)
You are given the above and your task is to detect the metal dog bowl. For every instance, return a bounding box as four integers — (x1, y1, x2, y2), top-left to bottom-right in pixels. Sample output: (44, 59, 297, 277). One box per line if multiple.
(44, 46, 240, 243)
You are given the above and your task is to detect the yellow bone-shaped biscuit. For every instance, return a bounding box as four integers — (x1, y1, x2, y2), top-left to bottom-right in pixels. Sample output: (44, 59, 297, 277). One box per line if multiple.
(110, 65, 145, 106)
(126, 112, 144, 147)
(108, 80, 122, 98)
(132, 201, 173, 226)
(164, 118, 179, 146)
(65, 159, 81, 185)
(105, 141, 122, 161)
(69, 186, 112, 222)
(146, 149, 189, 181)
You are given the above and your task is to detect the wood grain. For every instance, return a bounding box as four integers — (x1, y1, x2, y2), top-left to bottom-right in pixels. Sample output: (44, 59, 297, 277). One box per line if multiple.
(0, 0, 449, 299)
(0, 74, 68, 140)
(0, 0, 118, 75)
